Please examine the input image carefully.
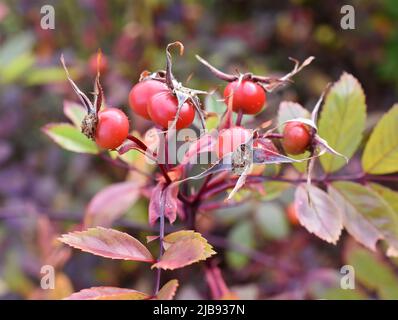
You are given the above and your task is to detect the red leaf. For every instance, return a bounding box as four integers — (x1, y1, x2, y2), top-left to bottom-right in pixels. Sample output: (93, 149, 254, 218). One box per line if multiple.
(84, 181, 139, 228)
(59, 227, 154, 262)
(66, 287, 149, 300)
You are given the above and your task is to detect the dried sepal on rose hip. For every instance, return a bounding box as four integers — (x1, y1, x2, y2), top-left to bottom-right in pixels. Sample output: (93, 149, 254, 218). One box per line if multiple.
(129, 42, 207, 131)
(61, 53, 129, 150)
(172, 129, 302, 201)
(196, 54, 314, 115)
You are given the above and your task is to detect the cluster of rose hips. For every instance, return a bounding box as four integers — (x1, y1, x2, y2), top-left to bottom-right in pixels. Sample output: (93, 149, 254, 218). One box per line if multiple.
(88, 50, 312, 158)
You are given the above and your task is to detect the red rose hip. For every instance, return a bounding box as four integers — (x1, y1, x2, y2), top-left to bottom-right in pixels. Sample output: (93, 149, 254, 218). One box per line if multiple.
(147, 91, 195, 130)
(282, 121, 311, 155)
(129, 80, 168, 120)
(95, 108, 129, 149)
(224, 80, 266, 114)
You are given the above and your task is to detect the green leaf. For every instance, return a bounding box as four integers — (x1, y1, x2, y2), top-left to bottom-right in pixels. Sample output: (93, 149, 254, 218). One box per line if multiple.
(226, 221, 255, 270)
(345, 243, 398, 299)
(262, 181, 291, 201)
(362, 104, 398, 174)
(370, 183, 398, 214)
(289, 151, 310, 173)
(255, 202, 289, 239)
(63, 100, 86, 128)
(318, 73, 366, 173)
(0, 52, 35, 84)
(205, 92, 225, 114)
(0, 32, 34, 68)
(42, 123, 99, 154)
(331, 181, 398, 256)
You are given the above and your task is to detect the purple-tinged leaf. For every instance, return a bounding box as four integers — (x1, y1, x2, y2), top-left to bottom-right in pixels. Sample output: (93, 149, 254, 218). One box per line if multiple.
(328, 185, 381, 252)
(84, 181, 140, 228)
(295, 184, 342, 244)
(59, 227, 154, 262)
(331, 182, 398, 257)
(149, 182, 181, 226)
(252, 147, 301, 164)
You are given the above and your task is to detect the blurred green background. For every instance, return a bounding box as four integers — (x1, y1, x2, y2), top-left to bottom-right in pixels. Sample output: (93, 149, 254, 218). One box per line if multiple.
(1, 0, 398, 300)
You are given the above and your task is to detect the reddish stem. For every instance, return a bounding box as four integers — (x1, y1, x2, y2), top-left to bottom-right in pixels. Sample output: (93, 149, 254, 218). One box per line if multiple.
(199, 173, 398, 201)
(126, 134, 149, 152)
(236, 109, 243, 126)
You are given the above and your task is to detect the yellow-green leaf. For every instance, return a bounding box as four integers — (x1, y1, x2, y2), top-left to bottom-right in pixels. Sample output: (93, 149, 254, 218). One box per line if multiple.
(63, 100, 86, 128)
(42, 123, 99, 154)
(370, 183, 398, 214)
(362, 104, 398, 174)
(318, 73, 366, 173)
(262, 181, 291, 201)
(345, 243, 398, 299)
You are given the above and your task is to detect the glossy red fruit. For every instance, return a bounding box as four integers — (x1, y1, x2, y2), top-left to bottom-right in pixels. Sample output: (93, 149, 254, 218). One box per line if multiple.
(128, 80, 168, 120)
(95, 108, 129, 149)
(224, 80, 266, 114)
(88, 53, 108, 74)
(147, 91, 195, 130)
(216, 126, 251, 158)
(282, 121, 311, 155)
